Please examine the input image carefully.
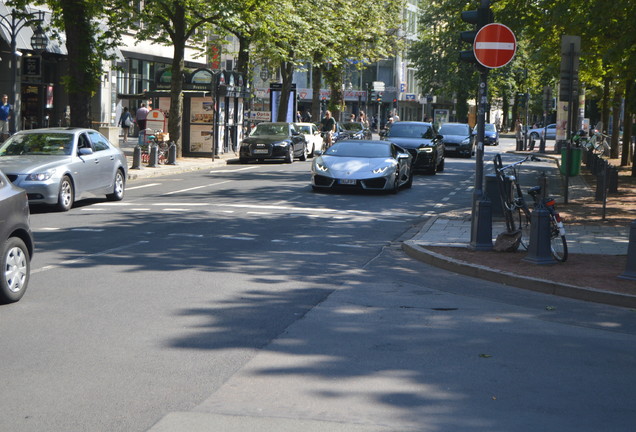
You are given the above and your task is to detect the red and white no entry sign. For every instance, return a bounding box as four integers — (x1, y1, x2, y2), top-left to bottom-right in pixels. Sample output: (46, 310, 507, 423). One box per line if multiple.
(474, 23, 517, 69)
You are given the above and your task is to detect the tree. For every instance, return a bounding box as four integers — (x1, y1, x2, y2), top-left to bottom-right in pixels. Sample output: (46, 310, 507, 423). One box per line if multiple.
(10, 0, 130, 128)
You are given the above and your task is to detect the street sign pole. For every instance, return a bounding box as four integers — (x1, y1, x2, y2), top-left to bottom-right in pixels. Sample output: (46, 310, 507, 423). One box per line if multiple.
(469, 20, 517, 250)
(470, 69, 493, 250)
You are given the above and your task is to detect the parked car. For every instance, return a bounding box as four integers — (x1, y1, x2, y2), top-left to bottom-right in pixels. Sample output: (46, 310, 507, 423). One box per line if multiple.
(339, 121, 372, 140)
(311, 140, 413, 193)
(0, 169, 34, 303)
(438, 123, 474, 158)
(294, 122, 323, 157)
(382, 121, 445, 174)
(528, 123, 557, 141)
(0, 128, 128, 211)
(239, 122, 307, 163)
(472, 123, 500, 146)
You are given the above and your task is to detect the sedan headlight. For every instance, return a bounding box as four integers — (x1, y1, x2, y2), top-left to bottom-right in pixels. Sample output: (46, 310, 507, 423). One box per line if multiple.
(461, 137, 471, 145)
(273, 141, 288, 147)
(418, 146, 433, 153)
(26, 169, 55, 181)
(372, 166, 389, 174)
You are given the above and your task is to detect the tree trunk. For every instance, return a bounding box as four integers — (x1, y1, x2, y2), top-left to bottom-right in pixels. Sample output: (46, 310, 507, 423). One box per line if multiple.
(622, 80, 633, 166)
(276, 61, 295, 122)
(611, 88, 622, 159)
(311, 62, 322, 122)
(323, 66, 344, 121)
(60, 0, 95, 128)
(501, 90, 509, 131)
(235, 35, 250, 77)
(168, 5, 186, 157)
(601, 75, 611, 133)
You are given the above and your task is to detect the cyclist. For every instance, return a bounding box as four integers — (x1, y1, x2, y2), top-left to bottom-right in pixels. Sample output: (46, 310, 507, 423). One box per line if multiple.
(320, 110, 336, 150)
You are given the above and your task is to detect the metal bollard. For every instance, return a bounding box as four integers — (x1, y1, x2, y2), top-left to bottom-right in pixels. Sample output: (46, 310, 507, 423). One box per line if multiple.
(522, 206, 556, 264)
(608, 166, 618, 193)
(595, 162, 607, 201)
(619, 220, 636, 280)
(147, 144, 158, 168)
(469, 197, 493, 251)
(131, 145, 142, 169)
(167, 142, 177, 165)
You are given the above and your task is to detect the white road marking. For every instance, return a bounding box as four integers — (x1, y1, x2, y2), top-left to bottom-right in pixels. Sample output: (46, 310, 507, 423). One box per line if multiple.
(209, 166, 260, 173)
(71, 228, 104, 232)
(161, 180, 232, 195)
(127, 183, 162, 190)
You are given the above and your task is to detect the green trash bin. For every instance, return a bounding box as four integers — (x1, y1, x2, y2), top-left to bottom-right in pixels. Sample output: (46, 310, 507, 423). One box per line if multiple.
(560, 147, 582, 176)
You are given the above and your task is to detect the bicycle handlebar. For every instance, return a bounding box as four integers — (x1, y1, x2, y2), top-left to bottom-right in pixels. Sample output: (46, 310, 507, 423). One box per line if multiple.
(493, 153, 541, 173)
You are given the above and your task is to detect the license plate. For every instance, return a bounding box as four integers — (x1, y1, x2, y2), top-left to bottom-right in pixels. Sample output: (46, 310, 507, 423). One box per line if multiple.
(446, 145, 457, 150)
(339, 178, 356, 185)
(253, 149, 269, 154)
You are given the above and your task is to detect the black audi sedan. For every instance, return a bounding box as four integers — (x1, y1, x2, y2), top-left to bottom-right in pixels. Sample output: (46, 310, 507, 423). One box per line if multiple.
(382, 121, 445, 174)
(239, 122, 307, 163)
(438, 122, 474, 158)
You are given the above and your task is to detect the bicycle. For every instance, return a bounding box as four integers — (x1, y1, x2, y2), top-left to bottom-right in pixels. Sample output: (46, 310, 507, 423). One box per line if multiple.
(141, 129, 169, 164)
(527, 185, 568, 262)
(493, 154, 568, 262)
(493, 153, 532, 250)
(321, 131, 334, 151)
(576, 130, 610, 157)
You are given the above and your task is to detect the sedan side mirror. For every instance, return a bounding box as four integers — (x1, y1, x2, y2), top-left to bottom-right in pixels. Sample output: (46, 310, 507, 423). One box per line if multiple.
(78, 147, 94, 156)
(436, 134, 443, 140)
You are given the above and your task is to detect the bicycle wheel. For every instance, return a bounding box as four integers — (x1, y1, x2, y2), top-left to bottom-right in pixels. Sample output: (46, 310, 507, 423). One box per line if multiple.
(549, 217, 568, 262)
(516, 205, 531, 250)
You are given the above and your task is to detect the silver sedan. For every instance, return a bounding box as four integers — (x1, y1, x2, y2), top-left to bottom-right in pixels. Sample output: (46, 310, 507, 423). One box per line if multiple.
(311, 140, 413, 193)
(0, 128, 127, 211)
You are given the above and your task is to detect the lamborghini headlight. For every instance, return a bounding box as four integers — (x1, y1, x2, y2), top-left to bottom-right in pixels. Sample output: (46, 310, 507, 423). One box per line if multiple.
(372, 166, 389, 174)
(315, 162, 329, 172)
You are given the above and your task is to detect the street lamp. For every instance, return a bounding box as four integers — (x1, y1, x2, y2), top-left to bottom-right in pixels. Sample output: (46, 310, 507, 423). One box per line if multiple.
(0, 8, 47, 133)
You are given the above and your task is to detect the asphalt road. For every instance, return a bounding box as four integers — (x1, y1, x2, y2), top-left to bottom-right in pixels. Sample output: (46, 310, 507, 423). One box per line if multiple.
(1, 139, 635, 431)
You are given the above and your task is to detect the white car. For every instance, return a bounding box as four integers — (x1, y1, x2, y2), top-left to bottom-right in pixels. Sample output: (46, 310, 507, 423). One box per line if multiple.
(294, 122, 323, 157)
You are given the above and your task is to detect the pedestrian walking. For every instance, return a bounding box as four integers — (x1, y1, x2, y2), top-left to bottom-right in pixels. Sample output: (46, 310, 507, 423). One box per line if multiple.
(515, 118, 523, 151)
(0, 94, 12, 142)
(119, 107, 134, 143)
(136, 103, 149, 131)
(359, 111, 369, 129)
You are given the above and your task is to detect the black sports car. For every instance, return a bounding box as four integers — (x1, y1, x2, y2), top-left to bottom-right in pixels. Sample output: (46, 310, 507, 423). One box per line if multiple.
(239, 122, 307, 163)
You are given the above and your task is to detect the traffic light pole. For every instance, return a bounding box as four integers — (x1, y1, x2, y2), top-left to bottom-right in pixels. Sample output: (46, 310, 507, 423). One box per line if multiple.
(470, 69, 493, 250)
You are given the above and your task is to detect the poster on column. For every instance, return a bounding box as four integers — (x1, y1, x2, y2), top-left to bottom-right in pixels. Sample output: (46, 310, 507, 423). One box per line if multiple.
(189, 97, 214, 153)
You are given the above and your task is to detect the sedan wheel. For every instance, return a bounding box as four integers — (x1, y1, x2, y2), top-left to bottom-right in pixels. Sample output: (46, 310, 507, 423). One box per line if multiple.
(107, 169, 125, 201)
(285, 146, 294, 163)
(57, 175, 74, 211)
(299, 144, 307, 161)
(0, 237, 30, 303)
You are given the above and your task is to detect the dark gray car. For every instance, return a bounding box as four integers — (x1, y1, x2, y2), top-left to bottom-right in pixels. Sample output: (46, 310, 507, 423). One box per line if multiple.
(0, 169, 34, 303)
(439, 123, 474, 158)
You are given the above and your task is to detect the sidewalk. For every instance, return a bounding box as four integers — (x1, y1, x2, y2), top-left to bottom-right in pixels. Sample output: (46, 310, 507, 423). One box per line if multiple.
(117, 138, 238, 181)
(403, 151, 636, 308)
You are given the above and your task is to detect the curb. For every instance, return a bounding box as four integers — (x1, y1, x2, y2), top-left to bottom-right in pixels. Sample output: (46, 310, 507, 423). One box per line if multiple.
(402, 240, 636, 309)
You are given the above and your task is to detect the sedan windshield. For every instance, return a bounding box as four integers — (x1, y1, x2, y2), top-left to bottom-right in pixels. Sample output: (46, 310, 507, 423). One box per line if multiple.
(388, 123, 434, 139)
(439, 124, 469, 136)
(325, 142, 391, 158)
(485, 124, 496, 132)
(0, 133, 74, 156)
(251, 124, 289, 137)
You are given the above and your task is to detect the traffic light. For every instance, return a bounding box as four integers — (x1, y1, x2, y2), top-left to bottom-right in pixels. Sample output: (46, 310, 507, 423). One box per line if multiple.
(392, 98, 397, 108)
(459, 2, 494, 64)
(376, 92, 383, 103)
(369, 91, 376, 103)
